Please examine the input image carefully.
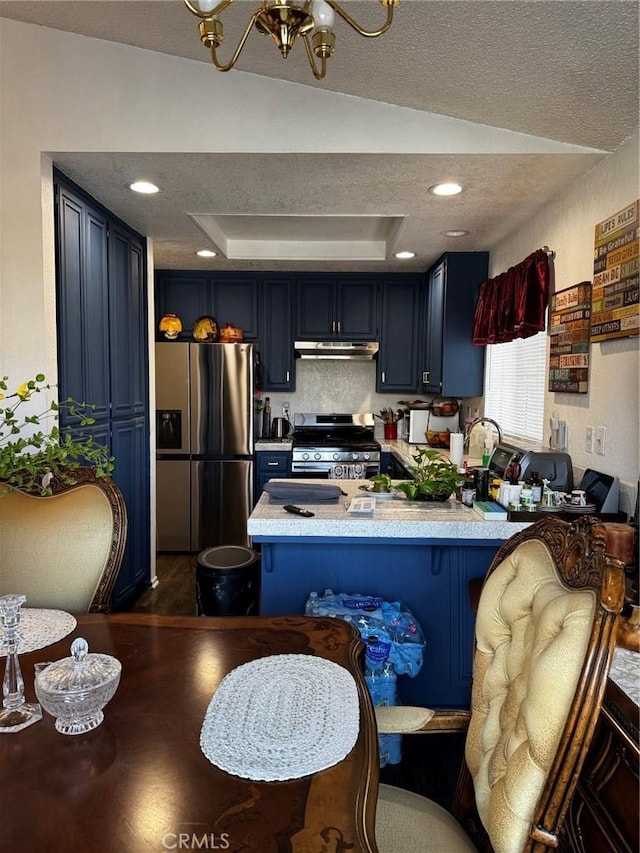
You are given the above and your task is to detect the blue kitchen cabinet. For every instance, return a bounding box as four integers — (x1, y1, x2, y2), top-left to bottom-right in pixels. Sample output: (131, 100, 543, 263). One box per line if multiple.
(109, 415, 150, 607)
(55, 185, 110, 424)
(422, 252, 488, 396)
(376, 276, 423, 392)
(156, 275, 208, 338)
(109, 223, 147, 418)
(213, 276, 259, 340)
(155, 272, 259, 341)
(259, 279, 294, 391)
(296, 276, 378, 340)
(55, 170, 151, 611)
(257, 537, 502, 708)
(255, 450, 292, 503)
(380, 451, 393, 475)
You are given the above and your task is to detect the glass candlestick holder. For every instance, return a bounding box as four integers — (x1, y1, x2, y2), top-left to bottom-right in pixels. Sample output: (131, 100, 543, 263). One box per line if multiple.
(0, 594, 42, 732)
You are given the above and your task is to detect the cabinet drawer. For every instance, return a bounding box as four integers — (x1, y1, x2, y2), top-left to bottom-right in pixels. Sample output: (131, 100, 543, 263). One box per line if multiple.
(257, 452, 291, 474)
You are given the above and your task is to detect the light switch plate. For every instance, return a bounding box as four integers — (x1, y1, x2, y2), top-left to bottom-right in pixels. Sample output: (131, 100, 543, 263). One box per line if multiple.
(594, 426, 606, 455)
(585, 426, 594, 454)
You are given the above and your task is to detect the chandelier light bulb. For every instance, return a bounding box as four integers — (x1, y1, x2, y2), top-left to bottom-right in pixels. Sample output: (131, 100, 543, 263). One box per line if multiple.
(195, 0, 217, 11)
(311, 0, 336, 28)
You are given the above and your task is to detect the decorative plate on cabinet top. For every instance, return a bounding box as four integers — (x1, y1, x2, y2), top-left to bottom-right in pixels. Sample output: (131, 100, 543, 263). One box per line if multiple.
(192, 316, 219, 342)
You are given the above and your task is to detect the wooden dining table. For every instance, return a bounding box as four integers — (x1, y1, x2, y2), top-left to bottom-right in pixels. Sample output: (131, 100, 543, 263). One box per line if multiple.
(0, 613, 380, 853)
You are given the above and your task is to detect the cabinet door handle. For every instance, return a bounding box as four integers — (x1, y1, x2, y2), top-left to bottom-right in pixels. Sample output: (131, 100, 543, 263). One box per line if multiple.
(285, 371, 290, 382)
(267, 461, 279, 466)
(337, 320, 342, 333)
(381, 371, 386, 384)
(422, 371, 430, 384)
(331, 320, 336, 333)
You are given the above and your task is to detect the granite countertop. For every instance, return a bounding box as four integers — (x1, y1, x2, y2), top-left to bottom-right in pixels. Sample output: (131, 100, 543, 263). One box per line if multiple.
(248, 478, 531, 540)
(255, 439, 293, 451)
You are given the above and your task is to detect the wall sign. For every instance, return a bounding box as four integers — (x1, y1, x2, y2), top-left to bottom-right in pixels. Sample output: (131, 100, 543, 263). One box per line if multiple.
(549, 281, 592, 393)
(591, 200, 639, 342)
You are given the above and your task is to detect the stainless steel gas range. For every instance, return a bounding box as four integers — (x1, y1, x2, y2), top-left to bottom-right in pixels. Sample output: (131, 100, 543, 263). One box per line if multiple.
(290, 413, 380, 479)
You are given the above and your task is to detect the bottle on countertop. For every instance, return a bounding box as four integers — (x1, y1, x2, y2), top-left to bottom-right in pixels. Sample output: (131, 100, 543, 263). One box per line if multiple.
(529, 471, 543, 504)
(261, 396, 271, 439)
(505, 452, 522, 485)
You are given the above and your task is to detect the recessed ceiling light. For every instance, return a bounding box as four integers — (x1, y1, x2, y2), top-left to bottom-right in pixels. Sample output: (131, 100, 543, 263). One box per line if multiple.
(429, 182, 463, 196)
(442, 229, 470, 237)
(196, 249, 217, 258)
(129, 181, 159, 194)
(394, 251, 416, 259)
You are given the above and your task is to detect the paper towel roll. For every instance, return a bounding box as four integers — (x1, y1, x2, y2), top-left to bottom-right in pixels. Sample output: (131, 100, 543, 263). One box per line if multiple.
(450, 432, 464, 468)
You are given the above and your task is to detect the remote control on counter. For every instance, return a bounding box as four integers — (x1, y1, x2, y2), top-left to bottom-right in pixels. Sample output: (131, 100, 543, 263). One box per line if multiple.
(283, 504, 315, 517)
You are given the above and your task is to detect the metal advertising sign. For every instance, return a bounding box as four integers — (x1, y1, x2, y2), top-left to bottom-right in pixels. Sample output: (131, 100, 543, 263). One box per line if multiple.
(549, 281, 592, 393)
(591, 200, 640, 342)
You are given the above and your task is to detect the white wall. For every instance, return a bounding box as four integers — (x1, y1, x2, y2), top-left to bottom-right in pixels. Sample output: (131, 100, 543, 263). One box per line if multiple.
(489, 133, 640, 514)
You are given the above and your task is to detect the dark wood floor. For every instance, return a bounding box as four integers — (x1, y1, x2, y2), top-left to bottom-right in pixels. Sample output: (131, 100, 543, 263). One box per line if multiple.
(131, 553, 197, 616)
(130, 552, 463, 807)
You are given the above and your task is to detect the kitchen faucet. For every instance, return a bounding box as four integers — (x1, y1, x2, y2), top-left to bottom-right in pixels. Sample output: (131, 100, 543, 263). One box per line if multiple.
(464, 417, 503, 448)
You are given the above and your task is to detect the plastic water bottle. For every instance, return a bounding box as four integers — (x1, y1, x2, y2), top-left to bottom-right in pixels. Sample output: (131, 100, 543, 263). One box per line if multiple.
(305, 591, 319, 615)
(364, 636, 402, 767)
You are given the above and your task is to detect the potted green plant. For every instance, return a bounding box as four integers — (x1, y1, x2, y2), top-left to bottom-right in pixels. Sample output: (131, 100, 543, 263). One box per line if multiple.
(0, 374, 114, 496)
(394, 448, 460, 501)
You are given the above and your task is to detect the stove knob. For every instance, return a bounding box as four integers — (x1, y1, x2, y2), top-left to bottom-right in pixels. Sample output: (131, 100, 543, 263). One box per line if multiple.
(363, 452, 371, 460)
(314, 452, 322, 461)
(351, 452, 359, 461)
(302, 452, 310, 461)
(333, 452, 341, 461)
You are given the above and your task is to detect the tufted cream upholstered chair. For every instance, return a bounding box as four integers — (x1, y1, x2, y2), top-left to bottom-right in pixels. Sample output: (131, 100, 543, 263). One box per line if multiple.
(0, 467, 127, 613)
(374, 515, 625, 853)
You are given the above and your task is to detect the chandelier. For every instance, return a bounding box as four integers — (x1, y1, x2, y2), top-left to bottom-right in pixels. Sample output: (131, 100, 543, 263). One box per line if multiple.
(183, 0, 400, 80)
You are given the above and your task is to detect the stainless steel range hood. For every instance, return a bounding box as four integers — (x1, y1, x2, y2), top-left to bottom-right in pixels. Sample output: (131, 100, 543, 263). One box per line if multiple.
(294, 341, 379, 360)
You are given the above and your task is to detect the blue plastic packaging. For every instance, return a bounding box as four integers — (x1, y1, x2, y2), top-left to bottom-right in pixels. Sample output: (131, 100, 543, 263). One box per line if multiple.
(305, 590, 426, 768)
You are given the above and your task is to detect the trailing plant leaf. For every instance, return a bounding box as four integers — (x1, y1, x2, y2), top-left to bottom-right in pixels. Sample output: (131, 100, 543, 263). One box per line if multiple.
(0, 374, 114, 495)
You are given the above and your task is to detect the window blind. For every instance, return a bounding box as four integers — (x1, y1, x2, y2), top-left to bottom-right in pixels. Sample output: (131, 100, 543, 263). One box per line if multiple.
(484, 331, 546, 442)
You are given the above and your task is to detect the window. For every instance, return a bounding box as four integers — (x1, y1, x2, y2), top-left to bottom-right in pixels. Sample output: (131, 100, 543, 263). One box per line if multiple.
(484, 331, 546, 443)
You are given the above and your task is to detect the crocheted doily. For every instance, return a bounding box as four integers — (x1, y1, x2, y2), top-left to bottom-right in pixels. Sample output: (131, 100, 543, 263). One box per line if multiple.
(200, 653, 360, 781)
(0, 608, 77, 657)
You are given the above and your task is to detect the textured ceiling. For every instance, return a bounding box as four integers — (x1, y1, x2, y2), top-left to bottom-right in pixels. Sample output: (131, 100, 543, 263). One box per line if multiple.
(1, 0, 638, 271)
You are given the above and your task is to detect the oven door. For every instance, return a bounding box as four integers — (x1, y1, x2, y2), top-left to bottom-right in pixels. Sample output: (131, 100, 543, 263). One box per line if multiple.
(290, 460, 379, 479)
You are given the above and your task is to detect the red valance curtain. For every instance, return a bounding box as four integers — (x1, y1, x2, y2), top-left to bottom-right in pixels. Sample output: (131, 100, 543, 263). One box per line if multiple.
(472, 249, 550, 345)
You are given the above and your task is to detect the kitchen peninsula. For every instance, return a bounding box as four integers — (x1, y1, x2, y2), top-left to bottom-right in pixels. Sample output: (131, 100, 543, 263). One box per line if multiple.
(248, 480, 531, 708)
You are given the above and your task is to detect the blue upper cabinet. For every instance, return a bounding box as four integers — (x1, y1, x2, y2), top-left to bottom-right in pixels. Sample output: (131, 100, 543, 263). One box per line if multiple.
(55, 186, 110, 423)
(155, 272, 259, 340)
(109, 223, 147, 418)
(259, 279, 294, 391)
(422, 252, 489, 397)
(376, 276, 423, 393)
(212, 277, 259, 340)
(156, 276, 208, 335)
(296, 276, 378, 340)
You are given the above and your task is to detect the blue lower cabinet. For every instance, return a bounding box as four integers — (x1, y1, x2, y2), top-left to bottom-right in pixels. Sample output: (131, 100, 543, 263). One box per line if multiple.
(110, 416, 150, 609)
(257, 538, 501, 708)
(255, 451, 291, 503)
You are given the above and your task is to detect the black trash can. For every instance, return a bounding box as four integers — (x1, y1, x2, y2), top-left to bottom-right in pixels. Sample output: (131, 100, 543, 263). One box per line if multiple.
(196, 546, 261, 616)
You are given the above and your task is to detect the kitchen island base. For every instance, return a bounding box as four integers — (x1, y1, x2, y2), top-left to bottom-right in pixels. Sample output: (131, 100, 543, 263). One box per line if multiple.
(257, 536, 503, 708)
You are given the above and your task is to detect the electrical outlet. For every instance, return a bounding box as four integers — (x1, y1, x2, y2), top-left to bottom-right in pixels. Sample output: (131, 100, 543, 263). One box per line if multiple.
(585, 426, 594, 454)
(594, 426, 606, 455)
(282, 402, 290, 417)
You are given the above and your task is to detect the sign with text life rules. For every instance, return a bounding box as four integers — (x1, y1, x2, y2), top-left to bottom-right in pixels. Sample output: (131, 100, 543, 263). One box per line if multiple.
(591, 200, 639, 343)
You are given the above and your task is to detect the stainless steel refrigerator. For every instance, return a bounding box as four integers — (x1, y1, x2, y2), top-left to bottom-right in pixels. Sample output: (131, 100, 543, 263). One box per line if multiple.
(155, 342, 254, 551)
